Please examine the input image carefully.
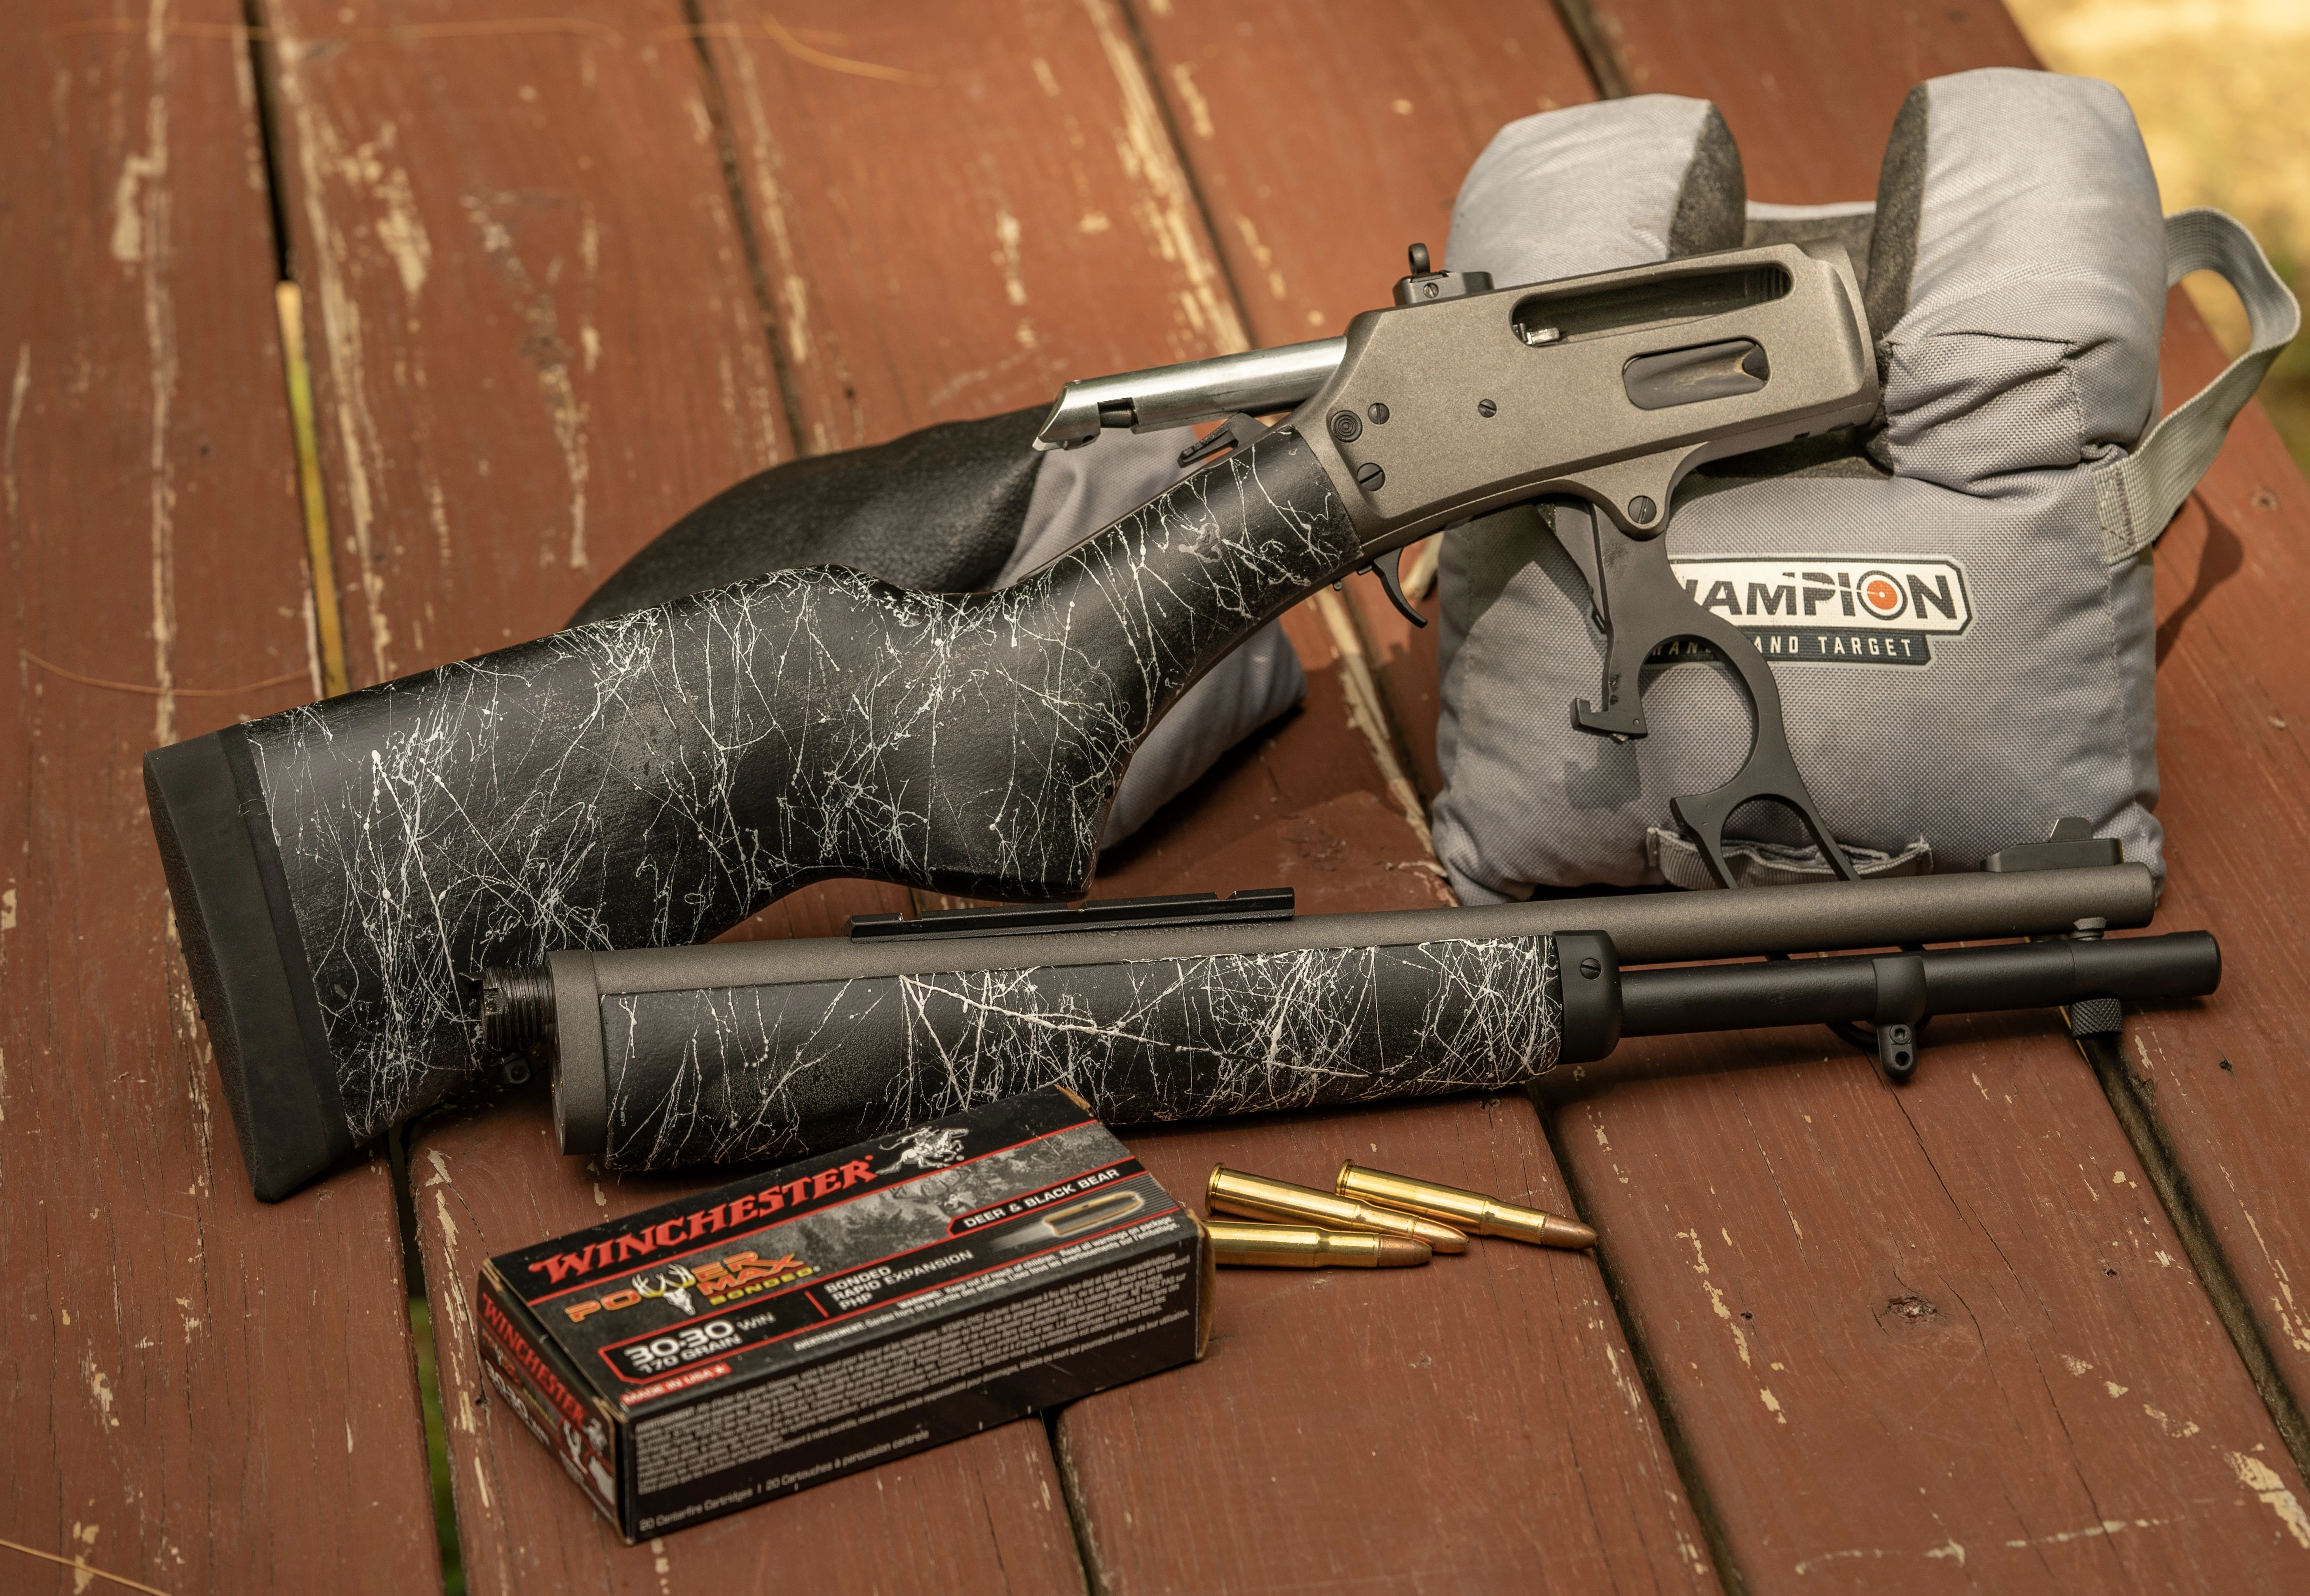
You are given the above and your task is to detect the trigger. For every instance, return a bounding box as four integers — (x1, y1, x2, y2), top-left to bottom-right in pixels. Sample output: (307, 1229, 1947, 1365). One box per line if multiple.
(1367, 546, 1427, 628)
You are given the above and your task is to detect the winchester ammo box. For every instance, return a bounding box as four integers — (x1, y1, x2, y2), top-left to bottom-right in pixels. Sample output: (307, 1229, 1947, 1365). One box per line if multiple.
(473, 1087, 1212, 1540)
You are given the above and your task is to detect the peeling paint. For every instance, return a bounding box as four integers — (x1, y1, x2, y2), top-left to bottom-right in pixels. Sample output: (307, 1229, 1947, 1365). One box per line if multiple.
(375, 164, 432, 298)
(1311, 588, 1432, 850)
(110, 143, 164, 265)
(1602, 1344, 1645, 1414)
(2230, 1451, 2310, 1549)
(111, 0, 181, 747)
(275, 34, 398, 678)
(462, 195, 592, 567)
(1081, 0, 1247, 360)
(1677, 1228, 1732, 1321)
(4, 343, 28, 524)
(2224, 1170, 2310, 1354)
(68, 1521, 99, 1595)
(1231, 214, 1287, 300)
(993, 208, 1027, 306)
(718, 33, 856, 442)
(2140, 1402, 2198, 1438)
(2004, 1518, 2130, 1548)
(1169, 62, 1215, 139)
(86, 1364, 117, 1429)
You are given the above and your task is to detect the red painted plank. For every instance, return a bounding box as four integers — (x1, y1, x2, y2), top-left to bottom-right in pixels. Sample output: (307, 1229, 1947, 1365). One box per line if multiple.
(272, 0, 1490, 1583)
(253, 0, 1088, 1585)
(2127, 288, 2310, 1416)
(415, 1078, 1084, 1593)
(1135, 0, 1594, 351)
(1071, 1096, 1716, 1596)
(0, 7, 441, 1593)
(1590, 0, 2036, 202)
(1048, 9, 1719, 1592)
(1557, 1016, 2310, 1588)
(698, 0, 1252, 445)
(1132, 0, 1586, 803)
(1531, 6, 2310, 1587)
(267, 0, 797, 684)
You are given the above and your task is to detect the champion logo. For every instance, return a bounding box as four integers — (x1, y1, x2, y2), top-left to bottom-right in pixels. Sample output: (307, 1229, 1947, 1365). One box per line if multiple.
(1664, 555, 1972, 633)
(1658, 554, 1972, 667)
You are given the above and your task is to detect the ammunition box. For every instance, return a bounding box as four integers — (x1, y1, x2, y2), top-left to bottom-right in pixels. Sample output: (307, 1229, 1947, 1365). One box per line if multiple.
(474, 1087, 1211, 1541)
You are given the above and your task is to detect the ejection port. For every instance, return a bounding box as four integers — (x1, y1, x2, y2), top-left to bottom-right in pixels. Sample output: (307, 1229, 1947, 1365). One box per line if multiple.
(1621, 339, 1769, 410)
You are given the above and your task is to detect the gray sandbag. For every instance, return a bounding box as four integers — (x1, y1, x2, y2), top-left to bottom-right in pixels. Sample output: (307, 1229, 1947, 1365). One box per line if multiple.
(1431, 70, 2292, 901)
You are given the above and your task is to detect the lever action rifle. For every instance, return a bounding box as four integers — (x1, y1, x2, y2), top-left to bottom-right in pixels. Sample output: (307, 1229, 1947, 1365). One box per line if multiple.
(478, 854, 2214, 1174)
(150, 239, 1884, 1196)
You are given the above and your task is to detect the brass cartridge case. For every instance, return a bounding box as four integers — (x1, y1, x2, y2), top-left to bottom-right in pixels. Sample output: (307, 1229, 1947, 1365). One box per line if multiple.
(1337, 1161, 1597, 1250)
(1208, 1165, 1468, 1253)
(1205, 1220, 1430, 1269)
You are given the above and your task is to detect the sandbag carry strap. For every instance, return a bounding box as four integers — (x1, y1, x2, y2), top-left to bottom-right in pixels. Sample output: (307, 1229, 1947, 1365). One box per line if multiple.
(2096, 208, 2301, 562)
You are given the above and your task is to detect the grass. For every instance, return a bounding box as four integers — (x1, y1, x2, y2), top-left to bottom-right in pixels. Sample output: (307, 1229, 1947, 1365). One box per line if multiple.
(2011, 0, 2310, 473)
(410, 1299, 468, 1596)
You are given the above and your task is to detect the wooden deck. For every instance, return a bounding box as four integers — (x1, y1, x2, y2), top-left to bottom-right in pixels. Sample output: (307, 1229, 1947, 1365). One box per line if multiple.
(6, 3, 2309, 1592)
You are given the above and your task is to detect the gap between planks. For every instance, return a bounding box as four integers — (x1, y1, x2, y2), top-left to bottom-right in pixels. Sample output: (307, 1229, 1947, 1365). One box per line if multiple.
(1102, 0, 1439, 854)
(1538, 0, 2310, 1560)
(2079, 1033, 2310, 1485)
(214, 5, 1770, 1586)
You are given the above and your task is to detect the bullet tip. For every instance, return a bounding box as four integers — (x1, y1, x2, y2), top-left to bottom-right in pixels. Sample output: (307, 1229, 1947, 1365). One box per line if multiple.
(1542, 1216, 1599, 1250)
(1374, 1236, 1432, 1268)
(1413, 1219, 1470, 1254)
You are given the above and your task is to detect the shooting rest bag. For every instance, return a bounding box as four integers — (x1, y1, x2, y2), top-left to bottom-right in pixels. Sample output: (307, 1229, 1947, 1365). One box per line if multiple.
(578, 417, 1304, 848)
(1432, 69, 2298, 901)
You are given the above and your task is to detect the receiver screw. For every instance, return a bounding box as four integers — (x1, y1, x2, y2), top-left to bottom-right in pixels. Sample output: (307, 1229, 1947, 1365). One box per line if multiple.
(1476, 397, 1498, 418)
(1367, 402, 1390, 424)
(1355, 461, 1386, 491)
(1628, 495, 1658, 525)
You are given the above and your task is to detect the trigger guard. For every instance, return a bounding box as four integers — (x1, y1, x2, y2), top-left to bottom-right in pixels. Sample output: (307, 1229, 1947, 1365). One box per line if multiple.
(1571, 500, 1858, 887)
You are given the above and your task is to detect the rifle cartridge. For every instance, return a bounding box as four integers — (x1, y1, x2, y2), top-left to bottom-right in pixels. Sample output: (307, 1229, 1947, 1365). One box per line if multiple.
(1208, 1165, 1468, 1252)
(1338, 1162, 1597, 1250)
(1205, 1220, 1430, 1269)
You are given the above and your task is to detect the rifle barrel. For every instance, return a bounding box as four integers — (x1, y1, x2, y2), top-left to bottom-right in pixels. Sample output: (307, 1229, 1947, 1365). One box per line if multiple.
(1618, 932, 2220, 1036)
